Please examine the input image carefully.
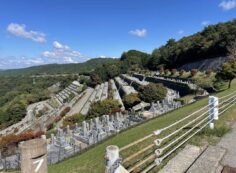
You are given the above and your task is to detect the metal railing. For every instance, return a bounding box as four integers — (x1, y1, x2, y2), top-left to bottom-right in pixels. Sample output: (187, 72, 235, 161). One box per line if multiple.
(119, 92, 236, 173)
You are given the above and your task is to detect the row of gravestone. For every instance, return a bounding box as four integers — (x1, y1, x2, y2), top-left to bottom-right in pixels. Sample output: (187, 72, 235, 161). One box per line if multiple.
(0, 96, 182, 170)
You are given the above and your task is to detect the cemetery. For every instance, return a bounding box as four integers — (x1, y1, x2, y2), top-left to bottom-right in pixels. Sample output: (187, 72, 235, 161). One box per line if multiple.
(0, 73, 185, 170)
(0, 6, 236, 173)
(0, 72, 233, 173)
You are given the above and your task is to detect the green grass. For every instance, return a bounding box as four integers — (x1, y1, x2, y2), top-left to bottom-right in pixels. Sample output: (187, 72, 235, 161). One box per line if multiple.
(6, 80, 236, 173)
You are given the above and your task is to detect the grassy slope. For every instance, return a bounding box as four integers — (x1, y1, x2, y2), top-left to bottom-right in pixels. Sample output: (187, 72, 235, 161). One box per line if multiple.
(44, 80, 236, 173)
(8, 80, 236, 173)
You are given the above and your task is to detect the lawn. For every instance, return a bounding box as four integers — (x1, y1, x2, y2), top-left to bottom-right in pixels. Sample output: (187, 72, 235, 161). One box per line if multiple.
(7, 80, 236, 173)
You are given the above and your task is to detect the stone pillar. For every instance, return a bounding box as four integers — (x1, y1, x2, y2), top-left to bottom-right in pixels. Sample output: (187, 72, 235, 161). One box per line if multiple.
(105, 145, 121, 173)
(20, 138, 47, 173)
(82, 121, 87, 136)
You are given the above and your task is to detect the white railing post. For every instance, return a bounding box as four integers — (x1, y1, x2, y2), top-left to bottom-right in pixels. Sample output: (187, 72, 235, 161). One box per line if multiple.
(105, 145, 121, 173)
(208, 96, 219, 129)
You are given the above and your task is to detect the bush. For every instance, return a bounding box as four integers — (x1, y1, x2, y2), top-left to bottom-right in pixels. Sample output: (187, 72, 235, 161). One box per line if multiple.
(59, 106, 71, 117)
(87, 99, 121, 119)
(0, 130, 44, 149)
(139, 83, 167, 103)
(62, 113, 85, 127)
(123, 93, 141, 109)
(191, 69, 198, 77)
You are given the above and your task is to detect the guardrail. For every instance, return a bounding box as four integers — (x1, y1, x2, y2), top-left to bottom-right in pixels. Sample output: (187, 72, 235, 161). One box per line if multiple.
(107, 91, 236, 173)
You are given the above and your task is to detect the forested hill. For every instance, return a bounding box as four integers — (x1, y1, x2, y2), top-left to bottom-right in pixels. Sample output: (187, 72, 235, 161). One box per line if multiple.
(0, 58, 117, 76)
(148, 19, 236, 69)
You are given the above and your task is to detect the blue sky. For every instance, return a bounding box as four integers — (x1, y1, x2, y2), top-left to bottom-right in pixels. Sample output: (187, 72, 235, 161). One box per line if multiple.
(0, 0, 236, 69)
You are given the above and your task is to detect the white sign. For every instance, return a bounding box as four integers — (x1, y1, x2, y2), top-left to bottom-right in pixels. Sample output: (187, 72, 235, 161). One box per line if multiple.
(33, 159, 44, 172)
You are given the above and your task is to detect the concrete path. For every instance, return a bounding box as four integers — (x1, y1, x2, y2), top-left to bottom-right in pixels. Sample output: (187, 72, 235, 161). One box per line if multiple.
(67, 87, 94, 116)
(186, 146, 226, 173)
(187, 122, 236, 173)
(159, 145, 205, 173)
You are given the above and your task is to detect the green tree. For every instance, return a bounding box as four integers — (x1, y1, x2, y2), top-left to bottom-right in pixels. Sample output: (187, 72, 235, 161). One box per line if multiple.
(87, 99, 121, 119)
(139, 83, 167, 103)
(216, 40, 236, 88)
(62, 113, 85, 127)
(122, 93, 141, 109)
(216, 59, 236, 88)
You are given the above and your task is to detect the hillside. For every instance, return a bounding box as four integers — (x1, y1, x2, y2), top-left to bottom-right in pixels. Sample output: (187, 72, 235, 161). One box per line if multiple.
(178, 56, 229, 71)
(0, 58, 117, 76)
(148, 19, 236, 69)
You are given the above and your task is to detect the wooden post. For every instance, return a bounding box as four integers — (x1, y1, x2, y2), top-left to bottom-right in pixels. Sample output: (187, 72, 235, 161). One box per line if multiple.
(20, 138, 47, 173)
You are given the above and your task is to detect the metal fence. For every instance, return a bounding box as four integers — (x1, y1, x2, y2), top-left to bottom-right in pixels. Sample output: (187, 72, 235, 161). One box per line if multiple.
(118, 91, 236, 173)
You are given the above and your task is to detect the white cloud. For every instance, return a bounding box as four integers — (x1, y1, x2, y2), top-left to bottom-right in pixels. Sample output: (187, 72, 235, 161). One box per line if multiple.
(99, 55, 107, 58)
(219, 0, 236, 11)
(0, 56, 46, 69)
(178, 30, 184, 35)
(7, 23, 46, 43)
(201, 21, 210, 26)
(129, 29, 147, 37)
(64, 57, 78, 63)
(42, 41, 83, 63)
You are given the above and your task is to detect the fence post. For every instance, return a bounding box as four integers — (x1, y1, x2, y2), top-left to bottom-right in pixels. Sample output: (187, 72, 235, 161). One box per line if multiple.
(208, 96, 219, 129)
(105, 145, 121, 173)
(20, 138, 47, 173)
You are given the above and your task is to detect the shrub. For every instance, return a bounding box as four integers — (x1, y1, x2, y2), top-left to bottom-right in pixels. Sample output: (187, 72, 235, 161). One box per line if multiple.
(59, 106, 71, 117)
(139, 83, 167, 103)
(0, 130, 44, 149)
(191, 69, 198, 77)
(87, 99, 121, 119)
(62, 113, 85, 127)
(123, 93, 141, 109)
(46, 123, 54, 130)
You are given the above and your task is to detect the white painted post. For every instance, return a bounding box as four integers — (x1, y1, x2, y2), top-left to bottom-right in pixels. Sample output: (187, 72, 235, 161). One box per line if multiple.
(105, 145, 120, 173)
(208, 96, 219, 129)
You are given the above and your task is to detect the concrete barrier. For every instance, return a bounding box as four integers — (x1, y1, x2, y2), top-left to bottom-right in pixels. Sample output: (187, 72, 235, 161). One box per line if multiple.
(20, 138, 47, 173)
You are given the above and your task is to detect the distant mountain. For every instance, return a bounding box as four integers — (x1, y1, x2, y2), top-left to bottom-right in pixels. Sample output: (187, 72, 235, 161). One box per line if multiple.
(0, 58, 118, 76)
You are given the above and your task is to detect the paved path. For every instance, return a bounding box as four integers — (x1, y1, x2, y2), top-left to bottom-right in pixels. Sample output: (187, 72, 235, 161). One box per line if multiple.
(217, 123, 236, 168)
(67, 87, 94, 116)
(159, 145, 205, 173)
